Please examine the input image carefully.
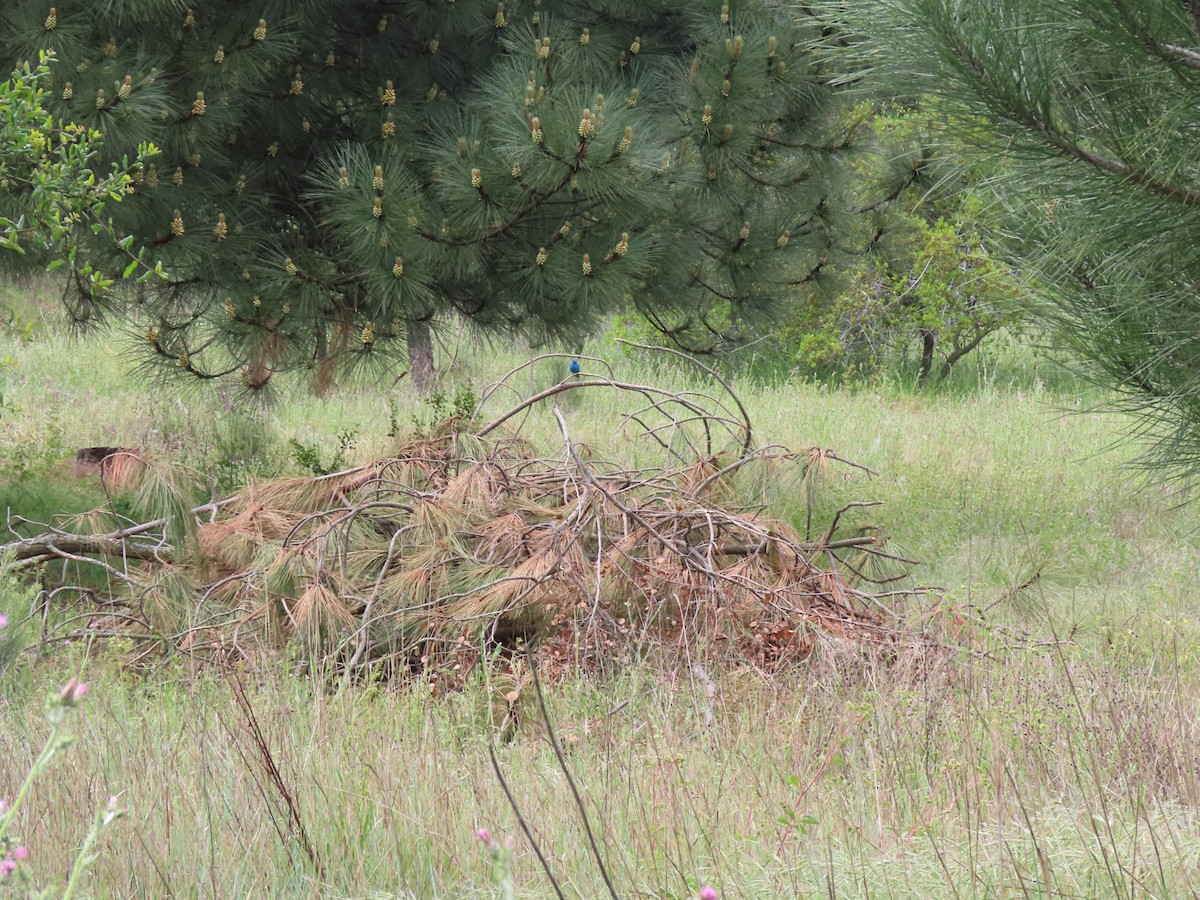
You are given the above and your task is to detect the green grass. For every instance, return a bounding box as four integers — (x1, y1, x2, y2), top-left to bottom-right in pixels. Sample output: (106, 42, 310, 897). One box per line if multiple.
(3, 309, 1200, 897)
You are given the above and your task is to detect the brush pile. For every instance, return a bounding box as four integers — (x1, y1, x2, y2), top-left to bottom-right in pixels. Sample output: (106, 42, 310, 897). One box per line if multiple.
(3, 353, 926, 679)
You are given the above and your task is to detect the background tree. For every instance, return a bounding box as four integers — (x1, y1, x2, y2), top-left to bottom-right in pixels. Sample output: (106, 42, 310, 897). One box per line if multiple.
(1, 1, 850, 393)
(787, 101, 1020, 385)
(862, 0, 1200, 474)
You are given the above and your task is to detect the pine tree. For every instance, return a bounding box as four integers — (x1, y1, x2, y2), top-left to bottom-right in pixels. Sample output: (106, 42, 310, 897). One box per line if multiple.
(1, 2, 850, 392)
(864, 0, 1200, 476)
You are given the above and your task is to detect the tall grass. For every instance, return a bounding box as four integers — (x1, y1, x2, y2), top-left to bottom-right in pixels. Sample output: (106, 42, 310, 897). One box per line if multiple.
(2, 310, 1200, 896)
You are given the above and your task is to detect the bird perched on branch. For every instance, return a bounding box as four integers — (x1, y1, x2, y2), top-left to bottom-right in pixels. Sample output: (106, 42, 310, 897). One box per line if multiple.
(569, 359, 581, 375)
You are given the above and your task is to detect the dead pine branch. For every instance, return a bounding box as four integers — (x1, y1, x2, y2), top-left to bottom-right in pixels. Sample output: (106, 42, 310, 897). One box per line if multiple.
(0, 365, 937, 681)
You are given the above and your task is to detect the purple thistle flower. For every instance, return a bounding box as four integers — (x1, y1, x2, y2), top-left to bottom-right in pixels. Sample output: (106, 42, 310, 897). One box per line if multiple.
(699, 888, 718, 900)
(0, 613, 7, 628)
(476, 828, 492, 845)
(11, 847, 27, 861)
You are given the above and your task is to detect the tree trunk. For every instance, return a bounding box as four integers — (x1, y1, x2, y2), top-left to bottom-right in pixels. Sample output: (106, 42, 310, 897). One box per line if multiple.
(406, 317, 434, 393)
(917, 329, 936, 387)
(939, 328, 989, 382)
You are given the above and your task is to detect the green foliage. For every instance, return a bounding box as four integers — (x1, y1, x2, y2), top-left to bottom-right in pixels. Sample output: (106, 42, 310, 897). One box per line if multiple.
(0, 53, 156, 303)
(0, 1, 850, 389)
(288, 428, 357, 477)
(862, 0, 1200, 474)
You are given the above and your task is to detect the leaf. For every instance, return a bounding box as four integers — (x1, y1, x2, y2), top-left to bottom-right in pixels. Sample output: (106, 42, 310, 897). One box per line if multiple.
(122, 259, 138, 278)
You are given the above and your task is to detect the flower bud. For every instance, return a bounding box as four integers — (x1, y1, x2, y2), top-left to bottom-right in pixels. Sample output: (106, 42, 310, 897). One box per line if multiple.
(192, 91, 207, 115)
(62, 81, 73, 100)
(95, 88, 106, 109)
(579, 27, 590, 45)
(59, 677, 89, 705)
(45, 7, 57, 29)
(581, 254, 592, 276)
(701, 104, 712, 126)
(171, 210, 185, 235)
(392, 257, 404, 277)
(535, 247, 547, 266)
(254, 19, 267, 41)
(118, 75, 132, 100)
(373, 165, 384, 191)
(538, 38, 551, 60)
(382, 80, 396, 106)
(629, 36, 641, 55)
(495, 3, 507, 27)
(290, 71, 303, 95)
(470, 168, 483, 189)
(617, 126, 632, 154)
(531, 117, 543, 144)
(373, 197, 384, 218)
(338, 166, 349, 188)
(214, 46, 225, 64)
(213, 213, 228, 240)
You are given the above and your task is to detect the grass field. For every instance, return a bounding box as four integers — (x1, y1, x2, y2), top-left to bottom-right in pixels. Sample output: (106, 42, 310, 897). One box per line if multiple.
(3, 287, 1200, 897)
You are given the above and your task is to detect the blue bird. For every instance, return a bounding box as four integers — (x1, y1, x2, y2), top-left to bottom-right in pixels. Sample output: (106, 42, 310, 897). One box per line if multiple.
(569, 359, 581, 375)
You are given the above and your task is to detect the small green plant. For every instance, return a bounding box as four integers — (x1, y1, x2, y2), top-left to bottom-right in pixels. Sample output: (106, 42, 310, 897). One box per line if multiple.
(386, 397, 402, 440)
(410, 384, 478, 437)
(288, 428, 357, 476)
(206, 414, 280, 493)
